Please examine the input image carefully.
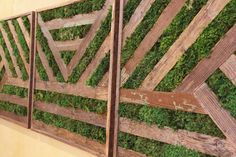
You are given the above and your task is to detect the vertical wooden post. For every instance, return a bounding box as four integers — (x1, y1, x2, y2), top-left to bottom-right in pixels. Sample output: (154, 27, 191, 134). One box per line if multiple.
(27, 11, 37, 129)
(106, 0, 123, 157)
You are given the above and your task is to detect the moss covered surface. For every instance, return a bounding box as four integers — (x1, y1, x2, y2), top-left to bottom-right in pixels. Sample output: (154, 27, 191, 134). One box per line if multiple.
(207, 69, 236, 119)
(1, 21, 28, 80)
(0, 101, 27, 116)
(60, 51, 75, 65)
(50, 24, 91, 41)
(156, 0, 236, 92)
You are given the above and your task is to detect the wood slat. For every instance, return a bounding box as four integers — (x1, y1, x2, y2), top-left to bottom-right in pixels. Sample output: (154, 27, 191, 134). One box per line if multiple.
(0, 110, 27, 128)
(99, 0, 185, 86)
(194, 83, 236, 149)
(119, 0, 186, 86)
(0, 93, 28, 106)
(16, 17, 30, 48)
(37, 15, 68, 81)
(80, 0, 155, 86)
(44, 12, 99, 30)
(140, 0, 230, 90)
(0, 46, 12, 77)
(5, 77, 205, 114)
(55, 38, 82, 51)
(106, 0, 123, 156)
(32, 120, 146, 157)
(7, 20, 30, 74)
(67, 0, 112, 76)
(36, 42, 57, 81)
(120, 117, 236, 156)
(0, 24, 22, 78)
(176, 24, 236, 92)
(220, 54, 236, 86)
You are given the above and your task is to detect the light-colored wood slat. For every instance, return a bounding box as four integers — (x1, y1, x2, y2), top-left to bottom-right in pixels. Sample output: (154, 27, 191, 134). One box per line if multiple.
(0, 46, 12, 77)
(32, 120, 146, 157)
(7, 20, 30, 74)
(0, 24, 22, 78)
(119, 0, 186, 86)
(81, 0, 156, 86)
(220, 54, 236, 86)
(140, 0, 230, 90)
(32, 100, 235, 156)
(0, 93, 28, 107)
(0, 110, 27, 128)
(37, 15, 68, 80)
(120, 117, 236, 156)
(36, 42, 57, 82)
(67, 0, 112, 76)
(99, 0, 157, 87)
(16, 17, 30, 47)
(195, 83, 236, 149)
(176, 24, 236, 92)
(5, 77, 204, 114)
(0, 62, 3, 71)
(45, 12, 99, 30)
(55, 38, 82, 51)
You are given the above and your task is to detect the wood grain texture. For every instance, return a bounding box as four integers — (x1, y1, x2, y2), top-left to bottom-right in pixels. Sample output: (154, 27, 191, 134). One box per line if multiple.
(0, 24, 22, 78)
(140, 0, 230, 90)
(195, 83, 236, 149)
(220, 54, 236, 86)
(176, 24, 236, 92)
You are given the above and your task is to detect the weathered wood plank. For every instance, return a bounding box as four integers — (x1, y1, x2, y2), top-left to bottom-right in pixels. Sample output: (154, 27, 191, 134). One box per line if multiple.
(140, 0, 230, 90)
(106, 0, 123, 156)
(0, 110, 27, 128)
(0, 24, 22, 78)
(67, 0, 112, 76)
(119, 0, 186, 86)
(0, 93, 28, 106)
(45, 12, 99, 30)
(7, 20, 30, 74)
(37, 15, 68, 80)
(220, 54, 236, 86)
(55, 38, 82, 51)
(120, 117, 236, 156)
(5, 77, 205, 114)
(0, 46, 12, 77)
(176, 24, 236, 92)
(36, 42, 57, 81)
(194, 83, 236, 149)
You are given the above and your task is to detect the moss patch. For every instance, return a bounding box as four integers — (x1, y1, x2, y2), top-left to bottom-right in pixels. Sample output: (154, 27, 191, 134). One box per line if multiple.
(50, 24, 91, 41)
(60, 51, 75, 65)
(0, 101, 27, 116)
(156, 0, 236, 92)
(207, 69, 236, 119)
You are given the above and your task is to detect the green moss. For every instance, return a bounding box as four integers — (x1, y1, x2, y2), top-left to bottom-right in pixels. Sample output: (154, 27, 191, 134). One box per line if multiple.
(119, 103, 224, 138)
(123, 0, 143, 25)
(88, 0, 171, 86)
(33, 110, 106, 143)
(12, 19, 30, 63)
(156, 0, 236, 92)
(40, 0, 106, 22)
(118, 132, 212, 157)
(22, 16, 30, 33)
(60, 51, 75, 65)
(123, 0, 207, 89)
(207, 69, 236, 119)
(0, 68, 5, 81)
(0, 85, 28, 97)
(35, 53, 49, 81)
(1, 21, 28, 80)
(0, 30, 17, 77)
(0, 101, 27, 116)
(37, 26, 65, 82)
(68, 10, 112, 83)
(87, 53, 110, 87)
(50, 24, 91, 41)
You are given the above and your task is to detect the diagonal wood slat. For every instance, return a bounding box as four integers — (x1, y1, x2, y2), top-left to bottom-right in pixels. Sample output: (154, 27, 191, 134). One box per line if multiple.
(67, 0, 112, 76)
(79, 0, 156, 86)
(220, 54, 236, 86)
(17, 17, 30, 48)
(176, 24, 236, 92)
(0, 46, 12, 77)
(194, 83, 236, 149)
(0, 24, 22, 78)
(140, 0, 230, 90)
